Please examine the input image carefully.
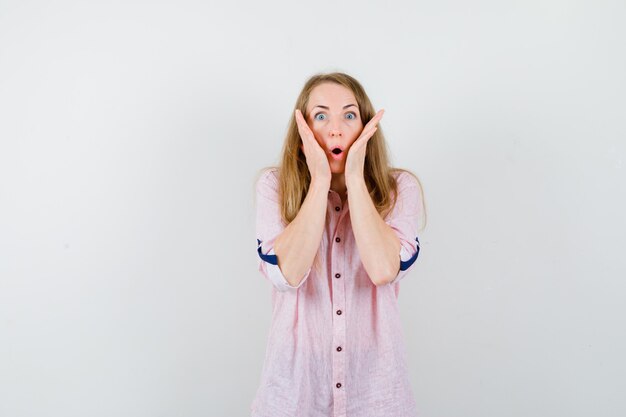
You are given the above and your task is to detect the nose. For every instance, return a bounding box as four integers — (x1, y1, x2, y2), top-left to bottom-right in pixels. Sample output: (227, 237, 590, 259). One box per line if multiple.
(329, 127, 342, 138)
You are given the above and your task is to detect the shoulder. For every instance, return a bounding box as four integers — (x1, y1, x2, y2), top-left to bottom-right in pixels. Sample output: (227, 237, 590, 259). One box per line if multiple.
(255, 167, 281, 202)
(390, 168, 421, 192)
(256, 167, 280, 189)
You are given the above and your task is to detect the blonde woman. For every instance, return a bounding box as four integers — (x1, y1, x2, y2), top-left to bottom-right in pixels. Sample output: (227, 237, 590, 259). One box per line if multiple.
(252, 72, 426, 417)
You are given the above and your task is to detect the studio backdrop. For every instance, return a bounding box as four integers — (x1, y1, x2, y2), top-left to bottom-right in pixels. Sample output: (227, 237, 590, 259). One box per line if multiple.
(0, 1, 625, 416)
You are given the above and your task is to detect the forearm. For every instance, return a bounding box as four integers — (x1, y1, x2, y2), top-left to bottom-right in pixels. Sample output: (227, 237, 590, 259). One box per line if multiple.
(347, 176, 400, 286)
(273, 178, 330, 286)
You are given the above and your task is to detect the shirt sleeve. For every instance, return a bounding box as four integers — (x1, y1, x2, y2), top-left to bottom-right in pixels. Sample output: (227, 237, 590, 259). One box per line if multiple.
(255, 169, 312, 292)
(384, 171, 423, 285)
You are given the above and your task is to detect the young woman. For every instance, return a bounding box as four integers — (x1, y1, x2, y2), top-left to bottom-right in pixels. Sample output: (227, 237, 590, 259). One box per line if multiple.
(251, 72, 426, 417)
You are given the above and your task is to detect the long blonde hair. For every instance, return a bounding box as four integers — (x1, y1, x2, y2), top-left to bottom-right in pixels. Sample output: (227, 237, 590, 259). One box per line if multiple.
(257, 72, 427, 273)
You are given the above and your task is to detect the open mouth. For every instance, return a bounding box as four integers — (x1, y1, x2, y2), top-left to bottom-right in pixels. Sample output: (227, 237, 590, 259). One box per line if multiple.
(330, 147, 344, 160)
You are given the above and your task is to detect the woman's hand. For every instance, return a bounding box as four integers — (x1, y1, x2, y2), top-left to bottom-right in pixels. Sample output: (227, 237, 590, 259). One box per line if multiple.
(295, 109, 331, 183)
(345, 109, 384, 182)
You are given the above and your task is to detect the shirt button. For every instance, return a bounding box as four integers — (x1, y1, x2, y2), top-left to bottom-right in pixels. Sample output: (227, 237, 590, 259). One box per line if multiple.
(335, 273, 341, 279)
(336, 382, 342, 388)
(336, 346, 342, 352)
(336, 310, 342, 315)
(335, 237, 341, 242)
(335, 206, 340, 211)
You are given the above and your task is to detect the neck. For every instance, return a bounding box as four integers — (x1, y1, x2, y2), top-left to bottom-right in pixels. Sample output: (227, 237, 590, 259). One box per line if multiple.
(331, 173, 346, 198)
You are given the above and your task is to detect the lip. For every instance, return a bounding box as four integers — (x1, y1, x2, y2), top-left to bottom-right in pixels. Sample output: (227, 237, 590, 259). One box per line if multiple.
(329, 146, 344, 161)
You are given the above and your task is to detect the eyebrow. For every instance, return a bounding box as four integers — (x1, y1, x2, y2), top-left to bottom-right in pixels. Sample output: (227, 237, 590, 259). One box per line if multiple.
(312, 104, 358, 110)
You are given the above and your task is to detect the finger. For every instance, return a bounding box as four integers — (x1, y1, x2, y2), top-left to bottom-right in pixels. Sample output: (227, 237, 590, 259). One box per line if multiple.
(295, 109, 304, 124)
(294, 110, 315, 144)
(294, 109, 305, 130)
(357, 124, 378, 145)
(294, 110, 326, 156)
(365, 110, 384, 131)
(364, 109, 384, 130)
(366, 111, 384, 133)
(295, 109, 306, 130)
(350, 127, 378, 153)
(295, 109, 311, 131)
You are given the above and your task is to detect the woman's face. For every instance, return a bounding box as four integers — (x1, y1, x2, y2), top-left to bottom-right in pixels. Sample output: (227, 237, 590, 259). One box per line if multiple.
(305, 82, 364, 174)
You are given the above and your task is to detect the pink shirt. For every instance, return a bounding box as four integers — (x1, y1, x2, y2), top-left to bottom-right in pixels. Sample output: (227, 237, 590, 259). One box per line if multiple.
(251, 168, 422, 417)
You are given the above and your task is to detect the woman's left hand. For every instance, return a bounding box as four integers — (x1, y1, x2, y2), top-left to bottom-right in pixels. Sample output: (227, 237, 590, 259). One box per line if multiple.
(345, 109, 385, 182)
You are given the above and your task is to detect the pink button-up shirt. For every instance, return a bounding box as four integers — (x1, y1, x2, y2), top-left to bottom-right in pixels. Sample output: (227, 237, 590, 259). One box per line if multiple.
(251, 167, 422, 417)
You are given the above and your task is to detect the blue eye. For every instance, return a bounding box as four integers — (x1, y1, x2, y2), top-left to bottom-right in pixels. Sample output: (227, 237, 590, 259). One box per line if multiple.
(346, 112, 356, 120)
(314, 113, 326, 121)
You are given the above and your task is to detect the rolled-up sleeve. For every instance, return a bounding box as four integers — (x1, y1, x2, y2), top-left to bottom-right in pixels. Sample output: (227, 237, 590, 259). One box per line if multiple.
(384, 172, 423, 284)
(255, 169, 311, 292)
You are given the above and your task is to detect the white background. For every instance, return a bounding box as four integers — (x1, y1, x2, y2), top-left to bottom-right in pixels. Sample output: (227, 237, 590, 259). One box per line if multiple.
(1, 1, 625, 416)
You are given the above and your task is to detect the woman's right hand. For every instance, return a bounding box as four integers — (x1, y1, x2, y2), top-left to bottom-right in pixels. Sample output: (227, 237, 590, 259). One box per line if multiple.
(295, 109, 331, 183)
